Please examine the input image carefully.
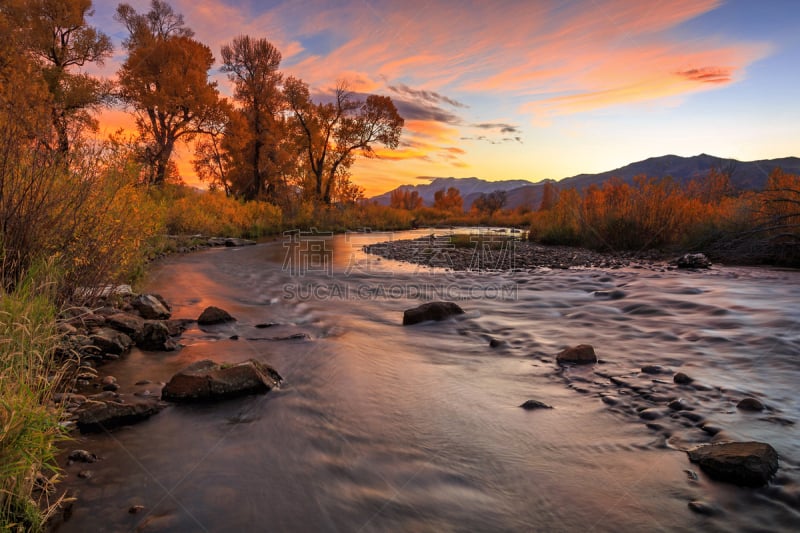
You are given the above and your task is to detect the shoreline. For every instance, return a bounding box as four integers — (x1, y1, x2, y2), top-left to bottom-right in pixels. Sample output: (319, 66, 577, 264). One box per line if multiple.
(364, 235, 677, 272)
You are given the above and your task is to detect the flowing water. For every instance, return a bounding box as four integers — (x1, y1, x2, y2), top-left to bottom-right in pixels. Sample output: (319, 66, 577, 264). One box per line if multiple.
(57, 232, 800, 532)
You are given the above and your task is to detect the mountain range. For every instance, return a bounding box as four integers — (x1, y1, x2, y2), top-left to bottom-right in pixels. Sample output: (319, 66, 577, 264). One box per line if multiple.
(370, 154, 800, 211)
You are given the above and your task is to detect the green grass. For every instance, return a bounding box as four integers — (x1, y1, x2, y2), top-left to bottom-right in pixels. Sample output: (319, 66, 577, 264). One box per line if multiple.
(0, 266, 70, 532)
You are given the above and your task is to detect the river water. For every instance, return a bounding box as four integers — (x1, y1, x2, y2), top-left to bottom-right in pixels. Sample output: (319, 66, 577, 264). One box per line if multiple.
(57, 231, 800, 532)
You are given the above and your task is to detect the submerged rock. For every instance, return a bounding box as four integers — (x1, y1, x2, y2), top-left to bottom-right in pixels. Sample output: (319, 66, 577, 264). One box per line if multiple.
(519, 399, 553, 410)
(197, 306, 236, 325)
(161, 359, 282, 402)
(402, 301, 464, 325)
(556, 344, 597, 365)
(75, 396, 165, 433)
(67, 449, 97, 464)
(687, 441, 779, 487)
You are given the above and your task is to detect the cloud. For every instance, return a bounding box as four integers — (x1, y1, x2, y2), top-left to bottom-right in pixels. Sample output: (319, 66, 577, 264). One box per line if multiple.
(392, 99, 463, 125)
(676, 67, 734, 84)
(387, 83, 467, 108)
(472, 123, 520, 134)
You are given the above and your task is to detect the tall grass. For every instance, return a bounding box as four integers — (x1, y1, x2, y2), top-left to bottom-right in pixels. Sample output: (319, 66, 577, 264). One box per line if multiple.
(0, 265, 70, 532)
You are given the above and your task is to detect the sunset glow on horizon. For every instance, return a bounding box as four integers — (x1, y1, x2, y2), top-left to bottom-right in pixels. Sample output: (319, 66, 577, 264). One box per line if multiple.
(88, 0, 800, 196)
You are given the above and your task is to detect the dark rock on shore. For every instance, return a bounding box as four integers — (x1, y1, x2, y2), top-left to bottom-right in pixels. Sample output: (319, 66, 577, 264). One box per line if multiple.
(161, 359, 282, 402)
(89, 328, 133, 355)
(207, 237, 257, 247)
(105, 312, 144, 337)
(135, 320, 178, 351)
(687, 441, 779, 487)
(402, 301, 464, 325)
(556, 344, 597, 365)
(132, 294, 171, 319)
(197, 306, 236, 325)
(74, 396, 165, 433)
(676, 253, 712, 269)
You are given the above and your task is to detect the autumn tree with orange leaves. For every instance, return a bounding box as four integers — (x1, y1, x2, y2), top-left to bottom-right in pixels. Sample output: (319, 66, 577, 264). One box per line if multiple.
(116, 0, 223, 185)
(284, 77, 404, 205)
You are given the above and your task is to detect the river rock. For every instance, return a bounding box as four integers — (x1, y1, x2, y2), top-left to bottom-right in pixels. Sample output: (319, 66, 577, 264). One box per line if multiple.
(197, 306, 236, 325)
(161, 359, 282, 402)
(67, 449, 97, 463)
(105, 312, 145, 337)
(556, 344, 597, 365)
(676, 253, 711, 269)
(89, 328, 133, 355)
(519, 399, 553, 410)
(737, 397, 765, 411)
(687, 441, 779, 487)
(673, 372, 694, 385)
(165, 318, 193, 336)
(135, 321, 176, 351)
(68, 312, 106, 329)
(75, 396, 165, 433)
(132, 294, 171, 320)
(402, 301, 464, 325)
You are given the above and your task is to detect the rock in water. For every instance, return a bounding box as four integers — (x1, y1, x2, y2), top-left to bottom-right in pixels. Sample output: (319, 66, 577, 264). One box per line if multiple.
(737, 397, 765, 411)
(132, 294, 171, 319)
(105, 312, 145, 337)
(161, 359, 282, 402)
(687, 441, 779, 487)
(519, 399, 553, 410)
(197, 306, 236, 325)
(134, 321, 174, 351)
(89, 328, 133, 355)
(75, 396, 165, 433)
(402, 301, 464, 325)
(673, 372, 694, 384)
(556, 344, 597, 365)
(676, 253, 711, 269)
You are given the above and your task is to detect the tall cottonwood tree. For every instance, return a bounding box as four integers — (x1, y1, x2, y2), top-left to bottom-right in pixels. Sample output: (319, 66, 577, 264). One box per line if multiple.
(5, 0, 113, 153)
(116, 1, 221, 185)
(284, 77, 404, 205)
(219, 35, 288, 201)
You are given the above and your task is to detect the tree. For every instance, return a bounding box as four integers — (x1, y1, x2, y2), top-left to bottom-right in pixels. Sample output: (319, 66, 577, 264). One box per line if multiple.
(116, 1, 222, 185)
(219, 35, 286, 201)
(284, 77, 404, 205)
(6, 0, 113, 153)
(538, 181, 557, 211)
(472, 190, 507, 215)
(433, 187, 463, 213)
(390, 189, 422, 210)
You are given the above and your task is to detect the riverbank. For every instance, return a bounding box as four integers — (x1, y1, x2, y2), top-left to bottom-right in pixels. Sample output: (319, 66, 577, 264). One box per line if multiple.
(364, 234, 675, 271)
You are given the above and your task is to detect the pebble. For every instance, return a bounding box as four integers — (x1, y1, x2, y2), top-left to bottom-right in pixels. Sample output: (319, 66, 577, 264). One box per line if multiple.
(673, 372, 693, 385)
(737, 397, 764, 411)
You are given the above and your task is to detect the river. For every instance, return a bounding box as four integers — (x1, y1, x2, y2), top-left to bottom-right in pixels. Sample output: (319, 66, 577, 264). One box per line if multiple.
(56, 231, 800, 532)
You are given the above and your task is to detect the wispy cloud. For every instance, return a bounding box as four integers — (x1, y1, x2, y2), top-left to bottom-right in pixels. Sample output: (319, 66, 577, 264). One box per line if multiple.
(387, 83, 467, 108)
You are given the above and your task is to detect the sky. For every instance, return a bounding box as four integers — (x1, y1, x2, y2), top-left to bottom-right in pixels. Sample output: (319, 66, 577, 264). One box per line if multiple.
(87, 0, 800, 196)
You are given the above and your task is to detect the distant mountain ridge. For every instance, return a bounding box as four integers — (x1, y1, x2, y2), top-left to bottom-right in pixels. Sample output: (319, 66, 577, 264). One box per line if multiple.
(370, 154, 800, 211)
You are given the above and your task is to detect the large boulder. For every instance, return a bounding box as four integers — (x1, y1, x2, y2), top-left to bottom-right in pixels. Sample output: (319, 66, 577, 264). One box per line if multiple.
(161, 359, 282, 402)
(75, 396, 165, 433)
(676, 253, 712, 269)
(132, 294, 171, 319)
(556, 344, 597, 365)
(89, 328, 133, 355)
(402, 301, 464, 325)
(687, 441, 779, 487)
(135, 321, 178, 351)
(105, 312, 145, 337)
(197, 306, 236, 325)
